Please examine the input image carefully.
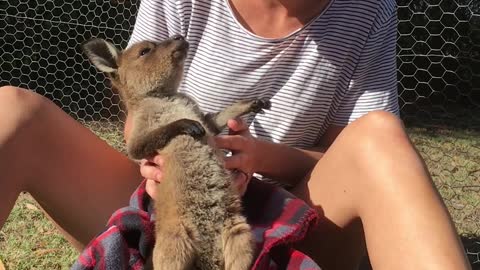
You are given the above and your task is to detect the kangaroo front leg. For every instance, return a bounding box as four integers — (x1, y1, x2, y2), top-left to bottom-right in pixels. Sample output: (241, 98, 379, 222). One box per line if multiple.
(205, 98, 271, 134)
(127, 119, 206, 160)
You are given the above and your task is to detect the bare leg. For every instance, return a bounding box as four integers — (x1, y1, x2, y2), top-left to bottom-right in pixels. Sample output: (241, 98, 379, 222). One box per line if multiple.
(0, 86, 142, 249)
(290, 111, 470, 270)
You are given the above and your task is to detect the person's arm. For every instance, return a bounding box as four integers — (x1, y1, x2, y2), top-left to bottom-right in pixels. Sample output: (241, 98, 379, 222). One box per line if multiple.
(139, 0, 400, 195)
(218, 2, 401, 187)
(254, 124, 344, 184)
(215, 119, 345, 187)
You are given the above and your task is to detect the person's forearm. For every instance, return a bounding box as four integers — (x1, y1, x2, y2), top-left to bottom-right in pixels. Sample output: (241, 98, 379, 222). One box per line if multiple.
(254, 139, 325, 186)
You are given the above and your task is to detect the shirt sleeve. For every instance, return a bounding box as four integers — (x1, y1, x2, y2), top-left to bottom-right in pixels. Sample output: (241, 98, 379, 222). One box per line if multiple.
(332, 0, 400, 126)
(127, 0, 183, 48)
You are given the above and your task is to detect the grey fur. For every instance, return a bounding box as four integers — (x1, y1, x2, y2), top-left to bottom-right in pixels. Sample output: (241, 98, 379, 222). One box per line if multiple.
(82, 35, 271, 270)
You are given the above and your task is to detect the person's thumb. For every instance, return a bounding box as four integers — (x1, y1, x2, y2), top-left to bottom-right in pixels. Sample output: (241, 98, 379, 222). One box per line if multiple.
(227, 118, 248, 134)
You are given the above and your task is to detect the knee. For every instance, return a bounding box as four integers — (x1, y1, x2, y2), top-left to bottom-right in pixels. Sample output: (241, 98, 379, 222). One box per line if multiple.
(342, 110, 413, 163)
(337, 110, 428, 189)
(355, 110, 406, 138)
(0, 86, 49, 116)
(0, 86, 50, 130)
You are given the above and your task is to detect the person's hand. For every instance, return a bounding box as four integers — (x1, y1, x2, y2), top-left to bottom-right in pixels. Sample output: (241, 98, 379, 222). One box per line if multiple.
(214, 118, 259, 196)
(124, 113, 164, 199)
(125, 113, 256, 199)
(140, 155, 165, 200)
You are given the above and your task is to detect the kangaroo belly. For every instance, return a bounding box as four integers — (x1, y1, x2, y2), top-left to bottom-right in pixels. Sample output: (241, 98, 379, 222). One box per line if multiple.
(159, 136, 240, 269)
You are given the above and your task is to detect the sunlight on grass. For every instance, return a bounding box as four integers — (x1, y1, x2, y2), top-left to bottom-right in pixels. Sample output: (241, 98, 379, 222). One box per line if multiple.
(408, 127, 480, 236)
(0, 194, 78, 270)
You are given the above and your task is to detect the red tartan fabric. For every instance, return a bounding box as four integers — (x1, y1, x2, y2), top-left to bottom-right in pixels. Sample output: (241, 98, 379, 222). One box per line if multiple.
(71, 178, 322, 270)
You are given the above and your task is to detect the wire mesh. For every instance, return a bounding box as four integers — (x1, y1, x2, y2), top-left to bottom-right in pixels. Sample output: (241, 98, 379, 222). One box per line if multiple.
(396, 1, 480, 267)
(397, 0, 480, 128)
(0, 0, 479, 268)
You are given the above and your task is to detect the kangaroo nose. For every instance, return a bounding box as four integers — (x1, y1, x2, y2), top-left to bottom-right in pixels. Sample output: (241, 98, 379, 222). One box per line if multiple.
(172, 34, 184, 40)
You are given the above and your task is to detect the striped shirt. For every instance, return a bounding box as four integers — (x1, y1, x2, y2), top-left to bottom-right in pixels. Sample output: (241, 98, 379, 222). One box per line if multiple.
(127, 0, 400, 149)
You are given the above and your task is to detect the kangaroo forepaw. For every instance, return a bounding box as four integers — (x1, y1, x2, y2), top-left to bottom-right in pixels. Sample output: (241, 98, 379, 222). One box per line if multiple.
(182, 119, 206, 139)
(250, 98, 271, 114)
(127, 119, 206, 160)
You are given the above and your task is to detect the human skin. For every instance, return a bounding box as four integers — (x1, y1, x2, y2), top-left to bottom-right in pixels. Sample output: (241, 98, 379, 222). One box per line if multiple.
(137, 0, 471, 269)
(0, 0, 471, 269)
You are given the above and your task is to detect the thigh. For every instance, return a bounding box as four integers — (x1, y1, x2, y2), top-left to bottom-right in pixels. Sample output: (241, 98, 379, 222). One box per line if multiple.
(287, 113, 404, 269)
(286, 113, 399, 269)
(0, 87, 142, 248)
(288, 111, 468, 270)
(289, 152, 367, 270)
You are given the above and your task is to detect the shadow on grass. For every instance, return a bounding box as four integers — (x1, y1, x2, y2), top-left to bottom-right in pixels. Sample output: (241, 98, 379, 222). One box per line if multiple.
(463, 235, 480, 269)
(402, 110, 480, 133)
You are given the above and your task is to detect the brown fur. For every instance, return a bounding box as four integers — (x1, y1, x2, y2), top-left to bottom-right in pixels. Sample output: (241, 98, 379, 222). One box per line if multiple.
(82, 35, 271, 270)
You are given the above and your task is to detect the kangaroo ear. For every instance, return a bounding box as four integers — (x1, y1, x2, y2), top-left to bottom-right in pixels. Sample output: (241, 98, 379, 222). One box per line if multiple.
(82, 38, 120, 74)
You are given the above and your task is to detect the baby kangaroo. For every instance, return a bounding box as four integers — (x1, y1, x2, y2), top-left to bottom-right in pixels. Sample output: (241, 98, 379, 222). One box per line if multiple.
(82, 35, 271, 270)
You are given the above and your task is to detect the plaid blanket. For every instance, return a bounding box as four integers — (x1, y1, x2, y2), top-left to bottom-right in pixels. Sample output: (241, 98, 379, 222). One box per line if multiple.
(71, 178, 322, 270)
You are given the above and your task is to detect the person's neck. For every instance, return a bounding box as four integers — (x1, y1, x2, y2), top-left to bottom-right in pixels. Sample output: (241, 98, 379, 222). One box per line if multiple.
(229, 0, 329, 39)
(260, 0, 320, 17)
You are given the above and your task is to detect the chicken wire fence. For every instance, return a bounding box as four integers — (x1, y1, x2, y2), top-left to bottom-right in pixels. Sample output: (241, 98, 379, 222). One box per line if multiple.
(0, 0, 479, 267)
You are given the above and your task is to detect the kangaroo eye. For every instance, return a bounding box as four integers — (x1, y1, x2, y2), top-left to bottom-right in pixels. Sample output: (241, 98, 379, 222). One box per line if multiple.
(139, 47, 151, 57)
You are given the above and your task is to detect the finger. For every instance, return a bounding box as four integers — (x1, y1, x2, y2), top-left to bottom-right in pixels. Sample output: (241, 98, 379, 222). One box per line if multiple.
(223, 153, 248, 171)
(145, 179, 159, 200)
(140, 159, 154, 166)
(141, 155, 164, 167)
(214, 135, 246, 151)
(152, 155, 165, 167)
(140, 163, 163, 182)
(227, 118, 248, 134)
(232, 171, 250, 196)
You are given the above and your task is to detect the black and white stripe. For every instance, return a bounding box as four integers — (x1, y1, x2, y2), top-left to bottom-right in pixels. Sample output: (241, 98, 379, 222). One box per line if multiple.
(128, 0, 400, 148)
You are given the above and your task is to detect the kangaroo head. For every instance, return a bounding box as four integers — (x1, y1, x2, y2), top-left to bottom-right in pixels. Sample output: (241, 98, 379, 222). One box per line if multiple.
(82, 35, 189, 109)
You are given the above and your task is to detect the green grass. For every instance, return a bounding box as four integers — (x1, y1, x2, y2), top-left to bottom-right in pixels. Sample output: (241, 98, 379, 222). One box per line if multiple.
(0, 122, 479, 269)
(408, 127, 480, 236)
(0, 121, 125, 270)
(0, 195, 79, 270)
